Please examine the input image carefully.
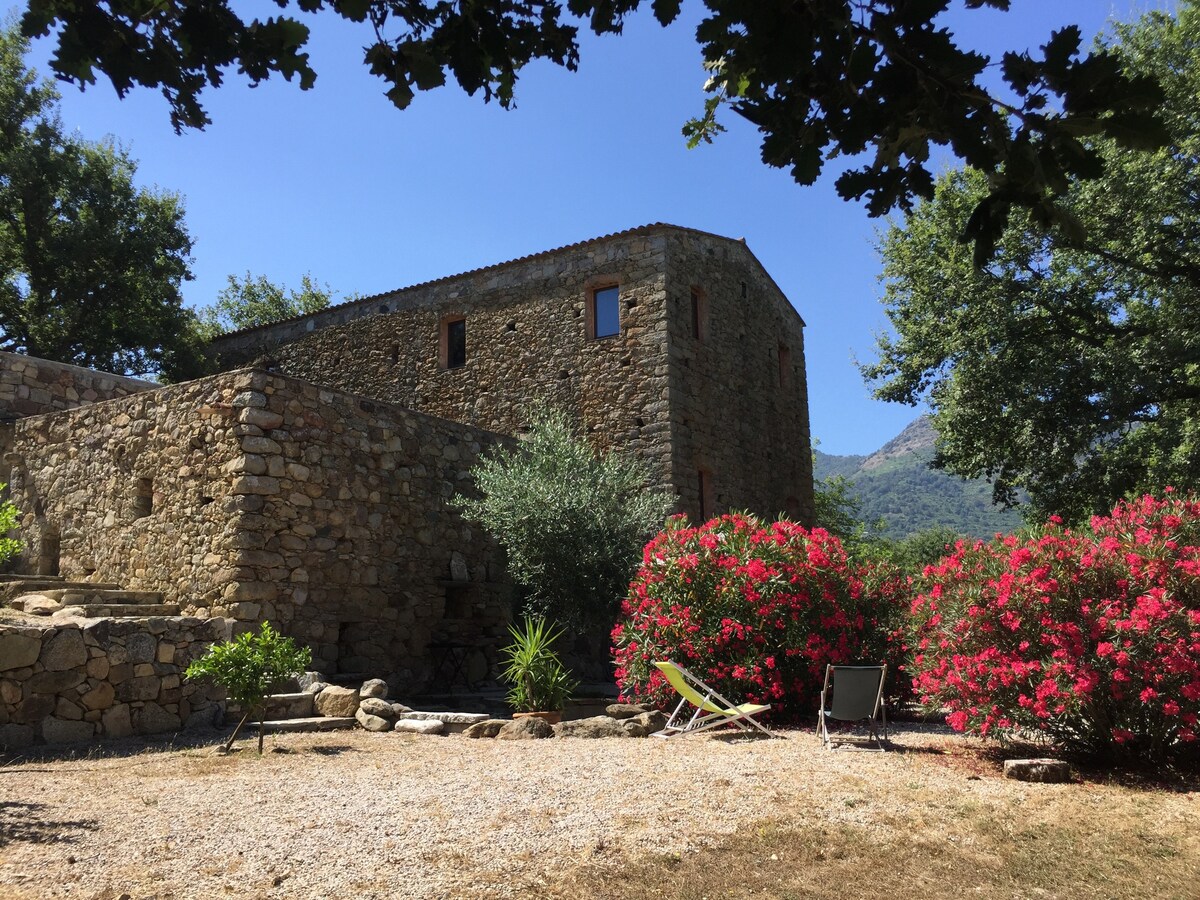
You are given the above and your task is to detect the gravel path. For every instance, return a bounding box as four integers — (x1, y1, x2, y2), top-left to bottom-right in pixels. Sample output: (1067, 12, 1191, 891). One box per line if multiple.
(0, 724, 1182, 899)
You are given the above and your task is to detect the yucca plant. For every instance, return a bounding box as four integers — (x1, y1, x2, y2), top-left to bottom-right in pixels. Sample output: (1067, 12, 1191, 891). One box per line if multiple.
(500, 616, 578, 713)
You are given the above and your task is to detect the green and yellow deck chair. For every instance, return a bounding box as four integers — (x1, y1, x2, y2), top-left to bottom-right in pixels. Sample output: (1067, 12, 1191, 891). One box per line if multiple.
(651, 661, 775, 738)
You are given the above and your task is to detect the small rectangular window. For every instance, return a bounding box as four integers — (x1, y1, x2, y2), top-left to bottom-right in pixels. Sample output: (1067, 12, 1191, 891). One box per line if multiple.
(446, 318, 466, 369)
(690, 291, 701, 339)
(593, 286, 620, 339)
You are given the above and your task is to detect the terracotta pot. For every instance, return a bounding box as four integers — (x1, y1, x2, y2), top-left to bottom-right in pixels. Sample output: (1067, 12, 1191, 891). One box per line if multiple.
(512, 710, 562, 725)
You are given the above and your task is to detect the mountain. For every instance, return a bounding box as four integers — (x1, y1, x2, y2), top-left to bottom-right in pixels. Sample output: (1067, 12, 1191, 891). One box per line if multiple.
(814, 417, 1024, 539)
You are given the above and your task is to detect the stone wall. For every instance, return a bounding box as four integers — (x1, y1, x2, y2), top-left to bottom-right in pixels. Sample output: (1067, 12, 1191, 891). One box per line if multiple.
(207, 224, 814, 522)
(0, 617, 229, 750)
(5, 369, 512, 689)
(0, 350, 153, 420)
(662, 230, 814, 523)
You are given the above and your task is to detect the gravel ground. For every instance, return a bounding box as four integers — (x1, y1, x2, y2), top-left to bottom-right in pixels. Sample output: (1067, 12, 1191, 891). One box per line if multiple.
(0, 724, 1187, 900)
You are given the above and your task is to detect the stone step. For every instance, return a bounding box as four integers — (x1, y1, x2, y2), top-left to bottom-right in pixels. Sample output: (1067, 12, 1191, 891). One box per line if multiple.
(39, 588, 163, 604)
(53, 603, 182, 618)
(248, 716, 357, 734)
(226, 692, 315, 724)
(0, 574, 66, 583)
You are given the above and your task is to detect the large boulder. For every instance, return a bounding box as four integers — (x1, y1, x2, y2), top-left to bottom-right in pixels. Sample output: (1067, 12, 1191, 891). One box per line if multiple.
(40, 629, 87, 671)
(606, 703, 650, 720)
(314, 685, 360, 717)
(555, 715, 631, 739)
(394, 719, 444, 735)
(621, 710, 668, 737)
(463, 719, 508, 739)
(497, 717, 555, 740)
(1003, 758, 1072, 783)
(355, 708, 392, 733)
(360, 678, 389, 700)
(359, 697, 397, 721)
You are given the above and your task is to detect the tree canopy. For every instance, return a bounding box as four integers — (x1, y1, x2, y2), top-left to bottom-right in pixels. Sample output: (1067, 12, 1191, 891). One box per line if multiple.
(195, 271, 339, 339)
(17, 1, 1168, 260)
(864, 4, 1200, 523)
(0, 22, 205, 380)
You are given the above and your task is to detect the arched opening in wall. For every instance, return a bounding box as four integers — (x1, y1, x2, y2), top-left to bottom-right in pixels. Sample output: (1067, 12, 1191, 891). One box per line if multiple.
(37, 525, 60, 576)
(133, 477, 153, 519)
(336, 621, 372, 675)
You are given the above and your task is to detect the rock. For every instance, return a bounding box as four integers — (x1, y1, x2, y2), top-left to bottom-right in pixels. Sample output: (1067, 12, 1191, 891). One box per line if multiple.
(0, 632, 41, 671)
(394, 719, 444, 735)
(0, 723, 35, 749)
(40, 629, 87, 671)
(80, 682, 116, 711)
(463, 719, 508, 739)
(133, 702, 181, 735)
(314, 685, 360, 717)
(102, 704, 133, 738)
(42, 716, 95, 744)
(125, 632, 158, 664)
(27, 669, 86, 694)
(623, 710, 667, 737)
(555, 715, 630, 739)
(355, 708, 393, 732)
(449, 551, 470, 582)
(1003, 758, 1071, 783)
(359, 697, 396, 721)
(304, 681, 329, 695)
(360, 678, 389, 700)
(389, 702, 413, 717)
(295, 671, 325, 691)
(395, 710, 488, 725)
(14, 594, 61, 616)
(497, 716, 555, 740)
(606, 703, 650, 720)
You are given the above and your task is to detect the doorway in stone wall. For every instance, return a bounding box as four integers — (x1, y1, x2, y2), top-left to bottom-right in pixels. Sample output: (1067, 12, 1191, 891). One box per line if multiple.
(37, 525, 60, 576)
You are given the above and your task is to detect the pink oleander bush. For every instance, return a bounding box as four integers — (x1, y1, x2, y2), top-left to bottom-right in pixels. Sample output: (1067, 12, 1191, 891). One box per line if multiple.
(611, 513, 902, 724)
(908, 492, 1200, 763)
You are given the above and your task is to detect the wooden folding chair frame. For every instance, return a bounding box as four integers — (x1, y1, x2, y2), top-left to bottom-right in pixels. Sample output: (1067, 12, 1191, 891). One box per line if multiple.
(651, 661, 776, 738)
(817, 664, 888, 751)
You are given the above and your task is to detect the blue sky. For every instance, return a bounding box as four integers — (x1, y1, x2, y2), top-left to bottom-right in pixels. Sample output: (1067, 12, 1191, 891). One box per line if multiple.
(3, 1, 1170, 454)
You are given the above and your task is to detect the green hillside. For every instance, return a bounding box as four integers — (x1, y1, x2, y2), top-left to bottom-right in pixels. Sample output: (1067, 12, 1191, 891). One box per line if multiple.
(814, 418, 1024, 539)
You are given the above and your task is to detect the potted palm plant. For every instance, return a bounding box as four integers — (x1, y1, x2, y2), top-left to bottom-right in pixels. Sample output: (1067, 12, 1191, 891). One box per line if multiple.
(500, 615, 578, 724)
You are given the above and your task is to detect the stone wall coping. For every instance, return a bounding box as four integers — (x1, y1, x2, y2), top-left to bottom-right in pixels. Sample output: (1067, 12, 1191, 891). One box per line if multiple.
(208, 223, 803, 346)
(0, 350, 156, 391)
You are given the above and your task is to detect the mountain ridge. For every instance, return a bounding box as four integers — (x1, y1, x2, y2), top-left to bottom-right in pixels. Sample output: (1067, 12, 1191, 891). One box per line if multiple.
(815, 417, 1023, 539)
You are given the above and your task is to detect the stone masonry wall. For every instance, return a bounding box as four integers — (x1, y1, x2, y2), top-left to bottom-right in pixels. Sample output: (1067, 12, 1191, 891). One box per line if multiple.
(5, 376, 244, 589)
(209, 229, 679, 495)
(0, 350, 153, 420)
(0, 617, 230, 750)
(208, 370, 511, 687)
(5, 369, 511, 691)
(662, 231, 815, 523)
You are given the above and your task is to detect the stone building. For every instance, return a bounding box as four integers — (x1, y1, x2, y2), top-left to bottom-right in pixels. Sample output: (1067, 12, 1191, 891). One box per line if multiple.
(210, 224, 815, 523)
(1, 224, 814, 694)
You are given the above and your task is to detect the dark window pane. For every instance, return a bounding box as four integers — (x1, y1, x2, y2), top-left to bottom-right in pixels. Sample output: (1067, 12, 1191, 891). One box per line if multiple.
(594, 286, 619, 338)
(447, 319, 466, 368)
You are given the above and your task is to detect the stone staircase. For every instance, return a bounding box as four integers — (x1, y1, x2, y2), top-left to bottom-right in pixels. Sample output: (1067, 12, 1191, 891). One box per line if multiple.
(226, 690, 356, 734)
(0, 574, 181, 617)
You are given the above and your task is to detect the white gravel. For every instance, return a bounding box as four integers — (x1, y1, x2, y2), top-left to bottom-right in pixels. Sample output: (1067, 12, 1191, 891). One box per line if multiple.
(0, 725, 1074, 899)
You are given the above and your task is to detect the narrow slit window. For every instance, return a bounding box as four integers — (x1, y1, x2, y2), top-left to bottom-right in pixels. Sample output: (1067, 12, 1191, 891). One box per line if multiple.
(133, 477, 153, 519)
(778, 344, 791, 388)
(445, 318, 466, 369)
(593, 286, 620, 339)
(690, 291, 701, 339)
(698, 469, 715, 522)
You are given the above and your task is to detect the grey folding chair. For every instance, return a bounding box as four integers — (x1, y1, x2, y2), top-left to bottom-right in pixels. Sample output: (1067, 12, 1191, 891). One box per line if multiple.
(817, 664, 888, 751)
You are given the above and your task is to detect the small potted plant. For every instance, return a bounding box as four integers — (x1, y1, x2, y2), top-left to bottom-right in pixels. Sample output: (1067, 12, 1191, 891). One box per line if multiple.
(500, 615, 578, 724)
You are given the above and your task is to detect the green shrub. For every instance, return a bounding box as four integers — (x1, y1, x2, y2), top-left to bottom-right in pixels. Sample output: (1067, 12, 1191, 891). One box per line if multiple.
(499, 616, 578, 713)
(185, 621, 311, 753)
(0, 483, 23, 567)
(456, 406, 672, 635)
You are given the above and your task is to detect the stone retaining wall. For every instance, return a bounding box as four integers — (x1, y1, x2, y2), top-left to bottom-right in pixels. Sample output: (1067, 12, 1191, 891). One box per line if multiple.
(0, 350, 153, 420)
(0, 617, 230, 750)
(5, 368, 512, 688)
